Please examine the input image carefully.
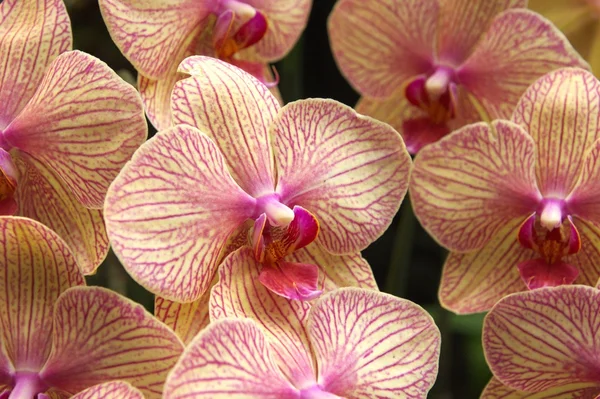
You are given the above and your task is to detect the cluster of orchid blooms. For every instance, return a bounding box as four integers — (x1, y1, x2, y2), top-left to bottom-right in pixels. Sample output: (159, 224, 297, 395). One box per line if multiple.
(2, 0, 600, 397)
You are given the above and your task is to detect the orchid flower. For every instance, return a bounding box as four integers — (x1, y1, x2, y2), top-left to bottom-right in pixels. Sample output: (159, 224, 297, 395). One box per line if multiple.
(328, 0, 589, 154)
(0, 0, 148, 274)
(530, 0, 600, 76)
(0, 217, 183, 399)
(481, 285, 600, 398)
(410, 67, 600, 314)
(99, 0, 312, 130)
(163, 250, 441, 399)
(104, 56, 410, 306)
(70, 382, 144, 399)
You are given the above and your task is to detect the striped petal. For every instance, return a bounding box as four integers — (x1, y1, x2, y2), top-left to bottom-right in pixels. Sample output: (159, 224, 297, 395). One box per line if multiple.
(13, 152, 109, 275)
(568, 139, 600, 221)
(98, 0, 209, 79)
(568, 219, 600, 286)
(481, 378, 599, 399)
(328, 0, 437, 99)
(163, 319, 300, 399)
(458, 10, 588, 122)
(274, 99, 410, 254)
(244, 0, 311, 61)
(210, 247, 315, 387)
(512, 68, 600, 197)
(41, 287, 184, 399)
(411, 120, 540, 252)
(439, 220, 534, 314)
(483, 285, 600, 392)
(3, 51, 147, 209)
(0, 217, 84, 370)
(105, 125, 255, 302)
(308, 288, 441, 398)
(172, 56, 278, 197)
(436, 0, 526, 64)
(71, 382, 144, 399)
(0, 0, 71, 127)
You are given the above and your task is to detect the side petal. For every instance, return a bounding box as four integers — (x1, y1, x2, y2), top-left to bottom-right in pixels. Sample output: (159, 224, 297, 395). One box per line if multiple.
(13, 152, 109, 275)
(210, 247, 315, 388)
(245, 0, 311, 61)
(0, 0, 71, 127)
(567, 219, 600, 286)
(4, 51, 148, 209)
(512, 68, 600, 197)
(98, 0, 209, 79)
(481, 377, 599, 399)
(172, 56, 278, 197)
(568, 139, 600, 220)
(0, 217, 84, 371)
(483, 286, 600, 392)
(458, 10, 589, 121)
(40, 286, 184, 399)
(439, 220, 535, 314)
(436, 0, 526, 64)
(70, 382, 144, 399)
(328, 0, 437, 99)
(308, 288, 441, 398)
(163, 319, 300, 399)
(410, 120, 540, 252)
(104, 125, 255, 302)
(274, 99, 411, 254)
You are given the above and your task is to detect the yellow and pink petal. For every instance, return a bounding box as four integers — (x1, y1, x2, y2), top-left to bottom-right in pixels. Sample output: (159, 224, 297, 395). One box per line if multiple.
(70, 381, 144, 399)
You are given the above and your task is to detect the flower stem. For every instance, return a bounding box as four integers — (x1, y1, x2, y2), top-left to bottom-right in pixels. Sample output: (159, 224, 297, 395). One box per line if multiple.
(384, 200, 416, 296)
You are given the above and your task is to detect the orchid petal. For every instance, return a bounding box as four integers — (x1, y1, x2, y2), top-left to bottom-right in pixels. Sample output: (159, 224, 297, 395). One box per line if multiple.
(411, 120, 540, 252)
(566, 219, 600, 286)
(259, 261, 322, 301)
(512, 68, 600, 197)
(328, 0, 437, 99)
(568, 139, 600, 220)
(436, 0, 526, 64)
(172, 56, 278, 197)
(163, 319, 300, 399)
(104, 124, 255, 302)
(71, 382, 144, 399)
(4, 51, 147, 209)
(13, 152, 109, 275)
(308, 288, 440, 398)
(210, 247, 315, 387)
(274, 99, 410, 254)
(288, 245, 378, 292)
(517, 258, 579, 289)
(0, 217, 84, 370)
(483, 286, 600, 392)
(98, 0, 209, 79)
(243, 0, 311, 61)
(481, 378, 599, 399)
(0, 0, 71, 127)
(459, 10, 588, 122)
(439, 220, 534, 314)
(527, 0, 592, 36)
(41, 286, 184, 399)
(138, 74, 176, 132)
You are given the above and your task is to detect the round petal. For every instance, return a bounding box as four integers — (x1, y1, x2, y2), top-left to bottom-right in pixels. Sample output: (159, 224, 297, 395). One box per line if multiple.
(210, 248, 315, 387)
(172, 56, 278, 197)
(308, 288, 441, 398)
(274, 99, 411, 254)
(0, 0, 72, 127)
(566, 219, 600, 286)
(40, 286, 184, 399)
(328, 0, 437, 99)
(70, 382, 144, 399)
(163, 319, 300, 399)
(104, 125, 255, 302)
(481, 377, 599, 399)
(512, 68, 600, 197)
(0, 217, 84, 371)
(411, 120, 540, 252)
(458, 9, 589, 122)
(4, 50, 148, 209)
(483, 286, 600, 392)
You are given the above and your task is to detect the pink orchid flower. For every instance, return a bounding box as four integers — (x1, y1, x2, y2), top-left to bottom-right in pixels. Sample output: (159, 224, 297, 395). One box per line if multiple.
(0, 217, 183, 399)
(163, 249, 441, 399)
(69, 381, 144, 399)
(328, 0, 589, 153)
(0, 0, 148, 274)
(481, 285, 600, 398)
(99, 0, 312, 130)
(410, 67, 600, 314)
(104, 56, 411, 305)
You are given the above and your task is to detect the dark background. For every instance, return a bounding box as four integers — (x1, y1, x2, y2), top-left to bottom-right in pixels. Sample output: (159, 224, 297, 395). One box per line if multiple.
(63, 0, 492, 397)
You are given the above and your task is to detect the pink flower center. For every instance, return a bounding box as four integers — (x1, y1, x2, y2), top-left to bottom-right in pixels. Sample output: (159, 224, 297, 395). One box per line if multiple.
(405, 66, 457, 125)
